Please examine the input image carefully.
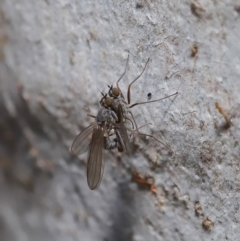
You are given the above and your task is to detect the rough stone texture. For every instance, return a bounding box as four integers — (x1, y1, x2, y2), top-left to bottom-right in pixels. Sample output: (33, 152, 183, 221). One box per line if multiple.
(0, 0, 240, 241)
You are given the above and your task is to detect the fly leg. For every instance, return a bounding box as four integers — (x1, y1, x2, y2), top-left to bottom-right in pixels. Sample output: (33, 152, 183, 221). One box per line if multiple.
(116, 53, 130, 90)
(127, 58, 150, 105)
(114, 128, 125, 152)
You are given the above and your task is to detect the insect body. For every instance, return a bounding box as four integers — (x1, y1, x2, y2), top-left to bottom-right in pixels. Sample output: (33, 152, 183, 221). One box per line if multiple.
(71, 106, 121, 190)
(101, 55, 178, 151)
(71, 55, 178, 190)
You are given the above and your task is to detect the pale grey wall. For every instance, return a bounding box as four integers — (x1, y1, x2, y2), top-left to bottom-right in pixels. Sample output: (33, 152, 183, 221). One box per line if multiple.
(0, 0, 240, 241)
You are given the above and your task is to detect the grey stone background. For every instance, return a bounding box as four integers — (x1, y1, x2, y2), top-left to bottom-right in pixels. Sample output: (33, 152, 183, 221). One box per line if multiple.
(0, 0, 240, 241)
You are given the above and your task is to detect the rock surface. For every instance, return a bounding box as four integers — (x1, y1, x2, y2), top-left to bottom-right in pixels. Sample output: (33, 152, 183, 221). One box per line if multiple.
(0, 1, 240, 241)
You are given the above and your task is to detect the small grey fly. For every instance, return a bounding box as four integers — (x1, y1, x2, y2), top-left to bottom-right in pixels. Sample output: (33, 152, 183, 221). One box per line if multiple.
(102, 54, 178, 152)
(71, 55, 178, 190)
(71, 101, 122, 190)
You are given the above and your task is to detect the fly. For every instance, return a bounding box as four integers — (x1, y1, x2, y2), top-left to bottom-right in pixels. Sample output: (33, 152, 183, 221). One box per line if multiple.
(71, 55, 178, 189)
(71, 105, 121, 190)
(103, 54, 178, 151)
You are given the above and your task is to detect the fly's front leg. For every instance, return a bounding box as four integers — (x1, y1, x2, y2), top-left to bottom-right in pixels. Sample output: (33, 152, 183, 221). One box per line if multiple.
(127, 58, 150, 104)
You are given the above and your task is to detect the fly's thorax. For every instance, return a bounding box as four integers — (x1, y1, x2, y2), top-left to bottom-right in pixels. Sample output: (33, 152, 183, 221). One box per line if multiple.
(111, 98, 128, 112)
(112, 98, 120, 112)
(96, 107, 118, 126)
(96, 107, 109, 125)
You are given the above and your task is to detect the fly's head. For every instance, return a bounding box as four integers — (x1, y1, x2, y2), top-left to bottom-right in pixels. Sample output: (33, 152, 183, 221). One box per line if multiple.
(108, 85, 121, 98)
(100, 93, 114, 109)
(107, 84, 126, 112)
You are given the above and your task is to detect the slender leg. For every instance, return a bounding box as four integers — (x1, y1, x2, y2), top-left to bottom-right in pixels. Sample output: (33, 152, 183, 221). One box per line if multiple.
(137, 132, 172, 152)
(125, 92, 178, 133)
(129, 110, 139, 132)
(114, 129, 125, 152)
(116, 53, 130, 89)
(124, 116, 134, 129)
(125, 127, 173, 154)
(129, 92, 178, 108)
(127, 58, 150, 104)
(87, 114, 96, 119)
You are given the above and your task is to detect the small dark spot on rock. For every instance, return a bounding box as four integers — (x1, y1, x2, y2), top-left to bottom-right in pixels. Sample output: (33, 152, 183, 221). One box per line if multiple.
(191, 1, 205, 18)
(147, 92, 152, 100)
(194, 201, 203, 217)
(136, 3, 144, 9)
(234, 5, 240, 14)
(190, 44, 198, 57)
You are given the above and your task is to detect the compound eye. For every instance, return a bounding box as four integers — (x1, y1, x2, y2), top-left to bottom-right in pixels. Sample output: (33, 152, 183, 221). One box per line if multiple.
(112, 87, 120, 97)
(105, 97, 113, 107)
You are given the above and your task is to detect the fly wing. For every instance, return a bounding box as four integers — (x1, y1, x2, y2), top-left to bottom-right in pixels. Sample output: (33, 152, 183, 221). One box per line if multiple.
(71, 124, 93, 155)
(116, 104, 131, 155)
(87, 126, 105, 190)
